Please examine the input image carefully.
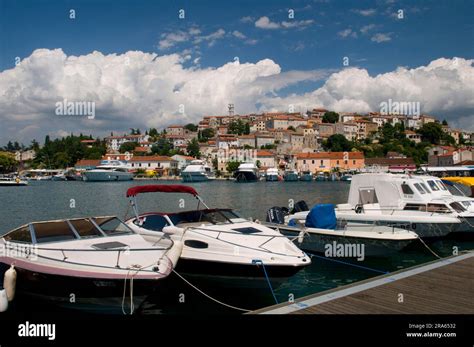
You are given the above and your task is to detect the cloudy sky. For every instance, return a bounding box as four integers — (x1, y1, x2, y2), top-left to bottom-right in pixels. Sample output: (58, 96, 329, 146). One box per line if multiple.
(0, 0, 473, 145)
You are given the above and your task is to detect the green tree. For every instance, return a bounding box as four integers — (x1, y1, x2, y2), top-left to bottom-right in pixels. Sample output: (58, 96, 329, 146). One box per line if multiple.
(244, 123, 250, 135)
(148, 128, 158, 137)
(151, 138, 172, 156)
(324, 134, 352, 152)
(442, 119, 448, 126)
(119, 141, 138, 153)
(226, 161, 241, 173)
(185, 123, 198, 132)
(186, 138, 201, 158)
(322, 111, 339, 124)
(0, 152, 17, 173)
(417, 123, 444, 145)
(200, 128, 215, 141)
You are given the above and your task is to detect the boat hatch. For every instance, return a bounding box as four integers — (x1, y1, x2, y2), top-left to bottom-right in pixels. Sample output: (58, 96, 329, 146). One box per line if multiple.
(232, 227, 262, 234)
(91, 241, 129, 250)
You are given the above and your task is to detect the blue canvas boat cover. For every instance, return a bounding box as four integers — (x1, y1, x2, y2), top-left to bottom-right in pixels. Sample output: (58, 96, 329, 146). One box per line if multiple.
(305, 204, 337, 229)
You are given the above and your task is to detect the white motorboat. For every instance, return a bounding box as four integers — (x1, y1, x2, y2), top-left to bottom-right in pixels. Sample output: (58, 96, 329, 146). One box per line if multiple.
(0, 216, 182, 313)
(287, 173, 463, 238)
(0, 177, 28, 186)
(125, 185, 311, 289)
(83, 160, 133, 182)
(266, 204, 418, 257)
(265, 168, 280, 182)
(181, 160, 216, 182)
(234, 162, 260, 182)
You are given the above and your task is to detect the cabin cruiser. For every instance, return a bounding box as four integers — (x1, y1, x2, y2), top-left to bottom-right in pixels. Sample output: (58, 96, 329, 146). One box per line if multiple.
(315, 172, 328, 181)
(0, 216, 182, 313)
(181, 160, 216, 182)
(234, 162, 259, 182)
(83, 160, 133, 182)
(340, 173, 352, 182)
(0, 177, 28, 186)
(299, 171, 313, 182)
(125, 185, 311, 289)
(283, 169, 299, 182)
(285, 173, 463, 238)
(265, 168, 280, 181)
(266, 204, 418, 257)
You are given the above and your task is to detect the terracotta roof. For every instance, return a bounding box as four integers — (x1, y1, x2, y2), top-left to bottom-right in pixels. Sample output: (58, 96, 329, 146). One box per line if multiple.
(296, 152, 364, 160)
(75, 159, 101, 167)
(129, 156, 174, 162)
(80, 140, 96, 143)
(133, 147, 150, 152)
(257, 150, 274, 157)
(167, 125, 184, 128)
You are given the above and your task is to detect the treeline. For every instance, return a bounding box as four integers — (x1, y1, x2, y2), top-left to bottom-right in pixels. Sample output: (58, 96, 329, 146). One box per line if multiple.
(323, 122, 458, 165)
(32, 134, 106, 169)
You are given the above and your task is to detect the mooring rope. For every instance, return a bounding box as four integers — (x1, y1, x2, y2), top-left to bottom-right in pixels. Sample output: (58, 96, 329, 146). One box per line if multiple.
(171, 269, 252, 313)
(305, 251, 389, 274)
(416, 236, 442, 259)
(252, 259, 279, 304)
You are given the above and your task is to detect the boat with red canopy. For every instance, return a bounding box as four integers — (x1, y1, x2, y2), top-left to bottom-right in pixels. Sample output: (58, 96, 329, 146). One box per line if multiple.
(125, 184, 310, 289)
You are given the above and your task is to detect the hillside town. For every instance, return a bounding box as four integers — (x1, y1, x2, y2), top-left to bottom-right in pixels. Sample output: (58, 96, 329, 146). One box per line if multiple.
(1, 107, 473, 177)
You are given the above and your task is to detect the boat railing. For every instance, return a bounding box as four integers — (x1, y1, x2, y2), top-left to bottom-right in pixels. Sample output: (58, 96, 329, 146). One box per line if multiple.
(337, 206, 453, 216)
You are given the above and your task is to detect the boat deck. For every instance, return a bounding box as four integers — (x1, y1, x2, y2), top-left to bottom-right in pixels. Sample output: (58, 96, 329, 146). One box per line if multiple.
(251, 252, 474, 314)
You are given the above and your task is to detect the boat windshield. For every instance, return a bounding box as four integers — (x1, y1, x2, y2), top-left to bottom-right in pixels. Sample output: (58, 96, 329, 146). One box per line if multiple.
(173, 209, 243, 225)
(427, 180, 440, 191)
(413, 183, 427, 194)
(450, 202, 466, 213)
(93, 217, 134, 235)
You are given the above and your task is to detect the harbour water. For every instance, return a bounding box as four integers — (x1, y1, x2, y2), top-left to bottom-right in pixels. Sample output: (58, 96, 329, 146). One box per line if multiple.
(1, 180, 473, 315)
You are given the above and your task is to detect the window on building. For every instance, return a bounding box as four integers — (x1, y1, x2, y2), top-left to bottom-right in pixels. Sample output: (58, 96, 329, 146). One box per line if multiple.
(337, 160, 339, 165)
(312, 160, 314, 164)
(320, 160, 323, 165)
(353, 160, 356, 164)
(344, 160, 348, 164)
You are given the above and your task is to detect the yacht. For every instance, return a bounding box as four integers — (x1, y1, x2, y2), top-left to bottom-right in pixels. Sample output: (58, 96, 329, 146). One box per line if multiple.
(283, 169, 299, 182)
(0, 216, 182, 313)
(234, 162, 259, 182)
(181, 160, 215, 182)
(315, 172, 328, 181)
(299, 170, 313, 182)
(286, 173, 463, 238)
(0, 177, 28, 186)
(266, 204, 418, 257)
(265, 168, 280, 181)
(83, 160, 133, 182)
(125, 185, 311, 289)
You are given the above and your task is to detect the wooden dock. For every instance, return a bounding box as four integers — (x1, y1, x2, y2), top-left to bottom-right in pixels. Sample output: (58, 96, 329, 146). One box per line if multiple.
(252, 252, 474, 314)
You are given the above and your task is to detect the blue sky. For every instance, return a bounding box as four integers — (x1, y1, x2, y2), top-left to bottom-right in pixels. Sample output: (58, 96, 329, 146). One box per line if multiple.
(2, 0, 472, 76)
(0, 0, 473, 143)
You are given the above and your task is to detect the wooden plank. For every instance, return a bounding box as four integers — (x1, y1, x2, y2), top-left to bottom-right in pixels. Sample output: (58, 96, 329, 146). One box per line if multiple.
(252, 253, 474, 315)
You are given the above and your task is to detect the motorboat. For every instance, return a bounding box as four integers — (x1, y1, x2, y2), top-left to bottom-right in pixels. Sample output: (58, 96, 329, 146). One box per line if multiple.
(299, 171, 313, 182)
(0, 216, 182, 313)
(83, 160, 133, 182)
(0, 177, 28, 186)
(51, 172, 67, 181)
(283, 169, 299, 182)
(315, 172, 328, 181)
(265, 168, 280, 182)
(340, 173, 352, 182)
(125, 185, 311, 289)
(286, 173, 463, 238)
(266, 204, 418, 257)
(442, 177, 474, 198)
(181, 160, 216, 182)
(234, 162, 259, 182)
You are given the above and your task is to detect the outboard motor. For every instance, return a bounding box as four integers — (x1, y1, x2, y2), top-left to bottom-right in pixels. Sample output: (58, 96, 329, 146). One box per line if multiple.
(266, 207, 286, 224)
(292, 200, 309, 213)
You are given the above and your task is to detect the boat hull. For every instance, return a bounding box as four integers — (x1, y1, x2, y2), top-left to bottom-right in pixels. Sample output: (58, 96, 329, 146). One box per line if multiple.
(83, 171, 133, 181)
(181, 173, 211, 182)
(299, 175, 313, 181)
(280, 230, 413, 257)
(0, 263, 159, 314)
(235, 171, 258, 182)
(284, 174, 299, 182)
(266, 175, 279, 182)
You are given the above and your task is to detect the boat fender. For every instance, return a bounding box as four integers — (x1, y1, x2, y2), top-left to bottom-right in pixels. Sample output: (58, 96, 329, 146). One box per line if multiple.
(162, 226, 182, 235)
(3, 265, 17, 301)
(0, 289, 8, 312)
(166, 241, 183, 268)
(297, 230, 305, 244)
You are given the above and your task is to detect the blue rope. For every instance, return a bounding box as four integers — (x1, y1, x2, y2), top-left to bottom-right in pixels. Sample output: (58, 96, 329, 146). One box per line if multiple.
(252, 259, 279, 304)
(306, 252, 389, 274)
